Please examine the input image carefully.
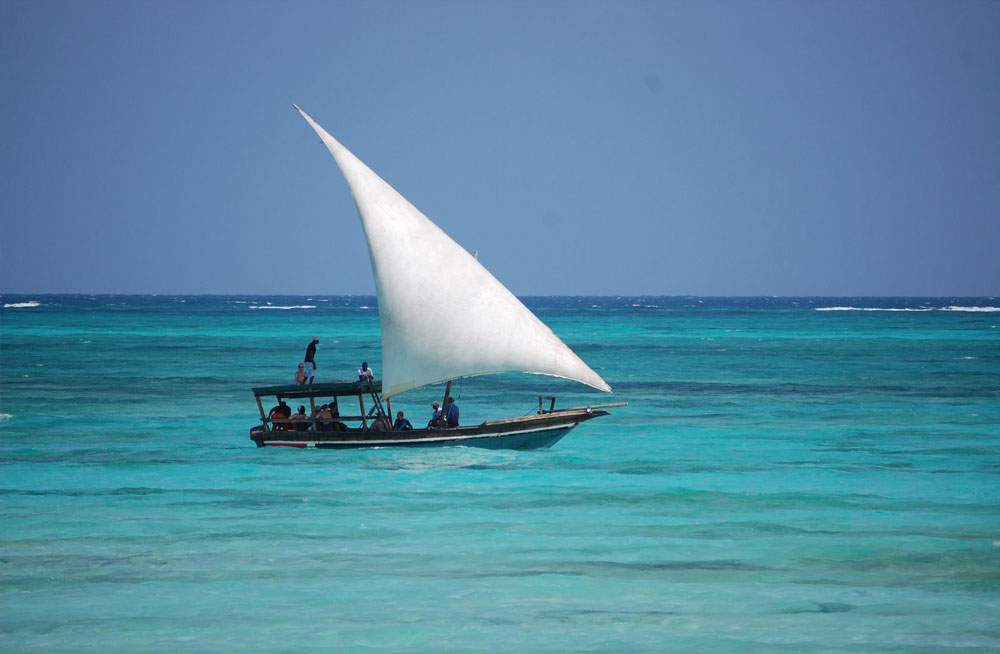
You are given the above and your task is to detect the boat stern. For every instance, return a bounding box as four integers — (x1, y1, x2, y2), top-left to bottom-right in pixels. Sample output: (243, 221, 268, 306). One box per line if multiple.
(249, 425, 266, 447)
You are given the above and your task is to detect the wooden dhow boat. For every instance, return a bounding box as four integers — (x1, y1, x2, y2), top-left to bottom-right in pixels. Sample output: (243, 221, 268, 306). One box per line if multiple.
(250, 380, 621, 450)
(248, 106, 624, 450)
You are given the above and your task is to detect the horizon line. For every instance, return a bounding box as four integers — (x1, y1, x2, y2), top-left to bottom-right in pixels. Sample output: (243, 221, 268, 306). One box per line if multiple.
(2, 292, 997, 299)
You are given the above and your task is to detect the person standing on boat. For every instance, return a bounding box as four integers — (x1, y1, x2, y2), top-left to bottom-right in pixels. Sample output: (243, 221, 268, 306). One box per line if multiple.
(358, 361, 374, 383)
(445, 397, 459, 428)
(303, 337, 319, 384)
(393, 411, 412, 431)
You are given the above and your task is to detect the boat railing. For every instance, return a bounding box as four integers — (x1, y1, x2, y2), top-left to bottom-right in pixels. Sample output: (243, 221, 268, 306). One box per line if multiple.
(560, 401, 629, 413)
(263, 416, 362, 430)
(537, 396, 628, 415)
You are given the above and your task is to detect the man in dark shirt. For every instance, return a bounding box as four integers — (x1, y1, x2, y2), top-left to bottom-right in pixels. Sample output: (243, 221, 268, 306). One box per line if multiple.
(393, 411, 413, 431)
(268, 401, 291, 430)
(445, 397, 459, 428)
(304, 337, 319, 384)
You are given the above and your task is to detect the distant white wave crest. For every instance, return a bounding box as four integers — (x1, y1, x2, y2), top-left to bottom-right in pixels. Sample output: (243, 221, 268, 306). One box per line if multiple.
(249, 305, 317, 310)
(0, 413, 12, 422)
(816, 306, 999, 312)
(816, 307, 931, 312)
(3, 301, 41, 308)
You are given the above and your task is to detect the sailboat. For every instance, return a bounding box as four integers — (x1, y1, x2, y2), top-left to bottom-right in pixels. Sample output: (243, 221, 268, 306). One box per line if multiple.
(248, 106, 624, 449)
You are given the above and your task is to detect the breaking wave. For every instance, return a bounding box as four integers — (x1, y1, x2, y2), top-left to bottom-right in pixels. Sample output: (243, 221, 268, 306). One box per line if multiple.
(816, 306, 999, 312)
(248, 305, 317, 310)
(3, 301, 41, 308)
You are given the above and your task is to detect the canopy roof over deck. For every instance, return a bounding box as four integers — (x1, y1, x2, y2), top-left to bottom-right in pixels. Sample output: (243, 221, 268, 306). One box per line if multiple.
(252, 380, 382, 400)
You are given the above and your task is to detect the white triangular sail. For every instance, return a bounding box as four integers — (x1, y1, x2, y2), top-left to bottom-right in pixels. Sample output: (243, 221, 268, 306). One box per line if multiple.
(295, 105, 612, 398)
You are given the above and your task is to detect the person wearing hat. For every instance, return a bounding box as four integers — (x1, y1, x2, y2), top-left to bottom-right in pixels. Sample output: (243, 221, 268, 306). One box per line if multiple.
(427, 401, 443, 429)
(303, 337, 320, 384)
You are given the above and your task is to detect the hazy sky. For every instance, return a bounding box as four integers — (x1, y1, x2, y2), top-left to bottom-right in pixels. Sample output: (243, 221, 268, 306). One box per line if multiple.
(1, 0, 998, 296)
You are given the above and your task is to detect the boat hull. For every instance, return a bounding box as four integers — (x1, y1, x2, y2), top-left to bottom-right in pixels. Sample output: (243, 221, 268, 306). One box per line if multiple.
(250, 409, 608, 450)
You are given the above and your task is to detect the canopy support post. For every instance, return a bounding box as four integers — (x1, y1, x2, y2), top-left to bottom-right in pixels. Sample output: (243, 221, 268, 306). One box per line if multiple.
(309, 395, 317, 431)
(256, 396, 268, 432)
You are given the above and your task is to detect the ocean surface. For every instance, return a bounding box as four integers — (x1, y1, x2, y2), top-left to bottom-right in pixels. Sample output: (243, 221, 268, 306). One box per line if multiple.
(1, 295, 998, 653)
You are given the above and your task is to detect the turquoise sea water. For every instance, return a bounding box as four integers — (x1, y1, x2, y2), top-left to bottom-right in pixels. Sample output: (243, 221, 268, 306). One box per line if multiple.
(2, 295, 999, 653)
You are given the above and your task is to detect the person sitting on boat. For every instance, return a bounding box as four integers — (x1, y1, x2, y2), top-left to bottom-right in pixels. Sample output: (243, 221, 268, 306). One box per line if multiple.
(358, 361, 374, 383)
(371, 414, 391, 432)
(393, 411, 412, 431)
(445, 396, 460, 428)
(427, 401, 443, 429)
(329, 405, 347, 432)
(294, 363, 307, 385)
(315, 404, 334, 431)
(289, 405, 309, 431)
(268, 401, 291, 430)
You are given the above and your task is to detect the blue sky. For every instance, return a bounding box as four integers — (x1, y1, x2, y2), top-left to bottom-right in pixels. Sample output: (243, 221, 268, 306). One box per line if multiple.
(1, 0, 998, 296)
